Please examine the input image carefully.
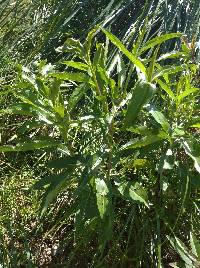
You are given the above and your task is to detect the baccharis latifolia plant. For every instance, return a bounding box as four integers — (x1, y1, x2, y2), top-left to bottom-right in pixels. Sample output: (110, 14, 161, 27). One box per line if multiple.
(1, 23, 200, 267)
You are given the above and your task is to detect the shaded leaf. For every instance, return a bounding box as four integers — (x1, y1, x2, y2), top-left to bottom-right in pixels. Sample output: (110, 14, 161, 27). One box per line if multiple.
(124, 81, 156, 127)
(47, 155, 82, 169)
(40, 174, 73, 217)
(0, 140, 60, 152)
(68, 84, 89, 112)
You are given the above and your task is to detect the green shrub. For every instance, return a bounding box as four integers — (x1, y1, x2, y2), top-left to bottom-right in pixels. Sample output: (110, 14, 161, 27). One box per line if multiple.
(1, 26, 200, 266)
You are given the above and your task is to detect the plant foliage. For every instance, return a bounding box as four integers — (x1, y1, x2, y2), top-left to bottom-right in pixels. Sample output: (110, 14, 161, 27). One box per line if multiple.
(1, 23, 200, 266)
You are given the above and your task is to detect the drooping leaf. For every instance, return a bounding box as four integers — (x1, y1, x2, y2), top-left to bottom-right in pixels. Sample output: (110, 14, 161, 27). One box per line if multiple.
(39, 173, 74, 217)
(33, 171, 68, 190)
(75, 184, 99, 238)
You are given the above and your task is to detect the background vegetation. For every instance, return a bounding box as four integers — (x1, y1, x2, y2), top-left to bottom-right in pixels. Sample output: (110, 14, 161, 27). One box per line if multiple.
(0, 0, 200, 267)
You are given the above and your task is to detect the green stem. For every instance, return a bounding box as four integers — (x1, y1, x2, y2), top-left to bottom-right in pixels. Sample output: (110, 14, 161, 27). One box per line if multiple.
(107, 119, 114, 180)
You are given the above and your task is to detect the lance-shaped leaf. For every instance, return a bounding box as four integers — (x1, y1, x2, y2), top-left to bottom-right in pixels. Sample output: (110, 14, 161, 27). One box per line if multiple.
(167, 236, 198, 266)
(157, 51, 188, 61)
(49, 72, 90, 82)
(147, 46, 160, 82)
(60, 38, 84, 59)
(47, 155, 83, 169)
(177, 87, 199, 103)
(190, 232, 200, 259)
(0, 140, 60, 152)
(18, 120, 43, 134)
(140, 33, 182, 53)
(148, 106, 171, 133)
(153, 65, 186, 80)
(34, 172, 74, 217)
(190, 123, 200, 128)
(0, 103, 37, 116)
(68, 84, 89, 112)
(156, 79, 175, 100)
(121, 133, 166, 151)
(102, 28, 146, 75)
(95, 178, 109, 219)
(124, 81, 156, 127)
(117, 181, 149, 207)
(182, 139, 200, 173)
(62, 61, 89, 72)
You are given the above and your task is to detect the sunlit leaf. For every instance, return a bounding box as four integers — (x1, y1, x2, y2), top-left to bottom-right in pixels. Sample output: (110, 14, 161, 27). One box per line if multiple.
(49, 72, 90, 82)
(102, 28, 146, 75)
(148, 106, 171, 133)
(153, 65, 186, 80)
(190, 232, 200, 259)
(167, 236, 197, 266)
(121, 134, 165, 151)
(156, 79, 176, 100)
(177, 87, 199, 102)
(157, 51, 188, 61)
(62, 61, 89, 72)
(140, 33, 182, 53)
(117, 181, 149, 207)
(95, 178, 109, 219)
(182, 139, 200, 173)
